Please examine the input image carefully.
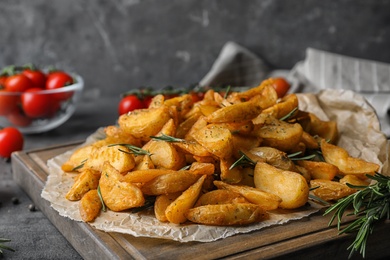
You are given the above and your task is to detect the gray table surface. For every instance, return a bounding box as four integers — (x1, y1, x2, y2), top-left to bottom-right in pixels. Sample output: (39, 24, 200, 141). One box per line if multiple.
(0, 95, 118, 259)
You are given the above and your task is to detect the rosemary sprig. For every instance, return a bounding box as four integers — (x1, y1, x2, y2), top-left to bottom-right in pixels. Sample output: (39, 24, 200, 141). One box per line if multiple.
(287, 151, 317, 161)
(97, 185, 107, 212)
(72, 159, 87, 171)
(0, 238, 15, 255)
(324, 172, 390, 259)
(150, 134, 185, 143)
(230, 151, 256, 170)
(223, 85, 231, 99)
(108, 143, 151, 156)
(280, 107, 298, 121)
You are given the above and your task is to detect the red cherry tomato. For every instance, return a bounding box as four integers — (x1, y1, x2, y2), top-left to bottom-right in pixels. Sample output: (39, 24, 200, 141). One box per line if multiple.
(47, 100, 61, 118)
(22, 69, 47, 89)
(142, 95, 153, 108)
(0, 127, 24, 158)
(0, 90, 19, 116)
(21, 88, 51, 118)
(190, 92, 204, 103)
(7, 108, 33, 127)
(0, 75, 8, 88)
(272, 77, 291, 98)
(4, 74, 34, 92)
(45, 71, 74, 101)
(118, 95, 144, 115)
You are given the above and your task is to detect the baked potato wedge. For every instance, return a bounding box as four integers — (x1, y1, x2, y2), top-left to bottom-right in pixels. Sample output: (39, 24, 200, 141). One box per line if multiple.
(165, 175, 206, 224)
(186, 203, 268, 226)
(99, 162, 145, 211)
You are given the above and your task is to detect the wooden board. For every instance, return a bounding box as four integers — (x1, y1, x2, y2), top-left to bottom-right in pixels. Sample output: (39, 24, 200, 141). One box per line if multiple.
(11, 143, 390, 260)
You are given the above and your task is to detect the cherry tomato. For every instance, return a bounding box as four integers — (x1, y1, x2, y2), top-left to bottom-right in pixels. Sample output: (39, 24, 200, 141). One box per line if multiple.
(4, 74, 34, 92)
(7, 108, 33, 127)
(142, 95, 153, 108)
(0, 127, 24, 158)
(0, 90, 19, 116)
(189, 91, 204, 103)
(118, 95, 144, 115)
(45, 71, 74, 101)
(22, 69, 47, 89)
(272, 77, 291, 98)
(0, 75, 8, 88)
(21, 88, 51, 118)
(47, 100, 61, 118)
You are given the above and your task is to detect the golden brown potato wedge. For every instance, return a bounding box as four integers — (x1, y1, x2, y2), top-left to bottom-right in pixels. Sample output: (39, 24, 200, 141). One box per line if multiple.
(134, 155, 155, 170)
(79, 189, 102, 222)
(310, 179, 355, 201)
(214, 180, 281, 211)
(194, 189, 248, 207)
(254, 162, 309, 209)
(261, 93, 298, 120)
(320, 139, 380, 175)
(189, 162, 215, 175)
(148, 94, 165, 108)
(173, 140, 215, 157)
(231, 134, 261, 158)
(300, 131, 319, 150)
(249, 146, 297, 172)
(219, 158, 243, 184)
(122, 169, 178, 184)
(84, 145, 136, 174)
(62, 145, 96, 172)
(66, 169, 101, 201)
(176, 112, 202, 139)
(296, 160, 339, 180)
(186, 203, 268, 226)
(118, 105, 171, 142)
(253, 115, 303, 152)
(99, 162, 145, 211)
(205, 94, 263, 124)
(141, 170, 201, 196)
(154, 192, 181, 222)
(227, 80, 278, 106)
(165, 175, 206, 224)
(147, 141, 186, 170)
(192, 124, 234, 159)
(104, 125, 143, 147)
(308, 113, 338, 144)
(339, 175, 369, 190)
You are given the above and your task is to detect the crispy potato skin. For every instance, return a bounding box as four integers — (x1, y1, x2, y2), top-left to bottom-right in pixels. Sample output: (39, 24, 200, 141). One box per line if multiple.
(310, 179, 355, 201)
(141, 171, 201, 196)
(79, 189, 102, 222)
(66, 169, 101, 201)
(165, 175, 206, 224)
(321, 139, 379, 175)
(186, 203, 268, 226)
(118, 106, 171, 142)
(100, 162, 145, 211)
(254, 162, 309, 209)
(214, 181, 281, 211)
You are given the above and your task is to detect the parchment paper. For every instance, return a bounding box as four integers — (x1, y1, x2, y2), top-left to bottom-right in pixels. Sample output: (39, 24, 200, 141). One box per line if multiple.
(42, 44, 389, 242)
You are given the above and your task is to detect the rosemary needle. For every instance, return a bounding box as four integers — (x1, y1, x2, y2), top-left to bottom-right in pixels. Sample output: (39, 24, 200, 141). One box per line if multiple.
(150, 134, 185, 143)
(0, 238, 15, 255)
(324, 172, 390, 259)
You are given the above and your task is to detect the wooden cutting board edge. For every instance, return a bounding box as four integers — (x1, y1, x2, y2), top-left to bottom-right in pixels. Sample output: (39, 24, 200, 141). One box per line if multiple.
(10, 142, 390, 260)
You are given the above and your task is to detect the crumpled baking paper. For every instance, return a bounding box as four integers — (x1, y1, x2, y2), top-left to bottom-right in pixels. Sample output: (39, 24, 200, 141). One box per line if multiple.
(41, 88, 388, 242)
(42, 43, 389, 242)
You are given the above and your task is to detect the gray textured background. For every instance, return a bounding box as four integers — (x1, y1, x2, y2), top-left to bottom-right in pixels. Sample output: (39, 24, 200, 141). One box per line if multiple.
(1, 0, 390, 97)
(1, 1, 390, 258)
